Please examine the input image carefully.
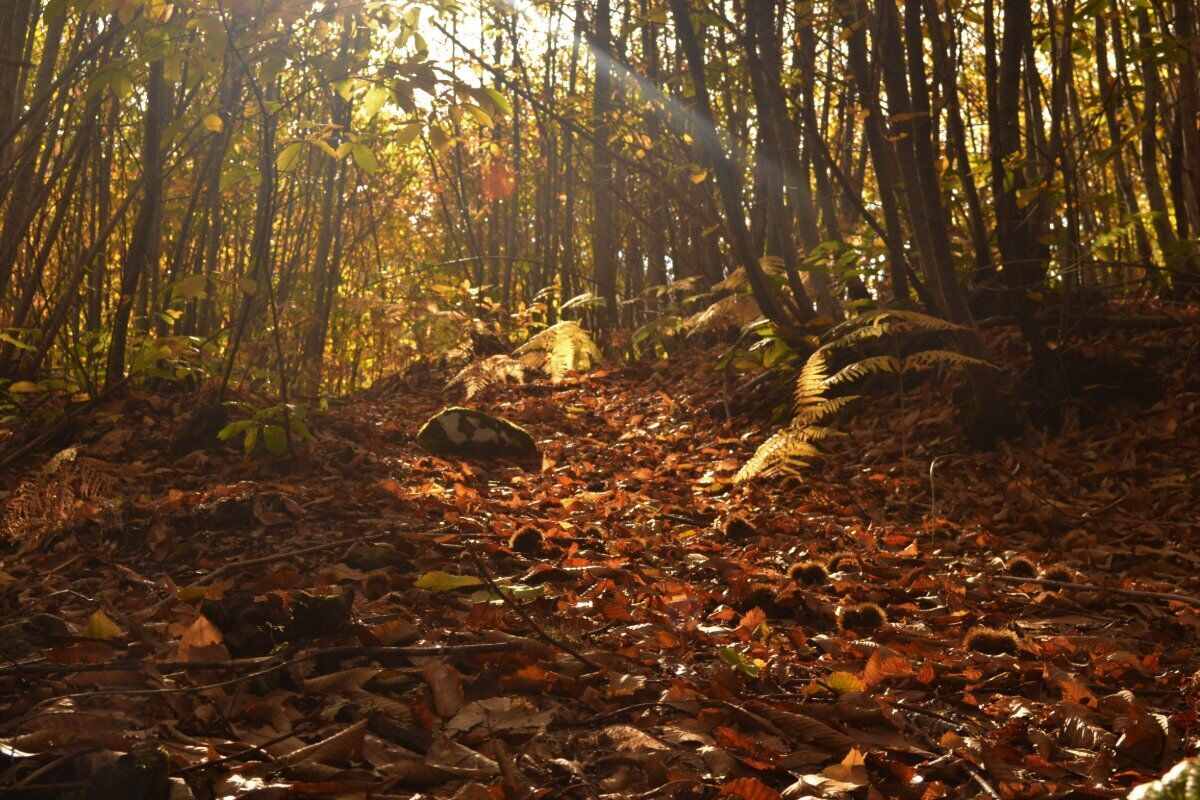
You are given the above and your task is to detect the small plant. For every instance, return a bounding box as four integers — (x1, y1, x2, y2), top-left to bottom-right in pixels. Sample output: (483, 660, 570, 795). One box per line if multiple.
(736, 310, 996, 482)
(514, 320, 602, 382)
(217, 402, 313, 457)
(446, 354, 525, 399)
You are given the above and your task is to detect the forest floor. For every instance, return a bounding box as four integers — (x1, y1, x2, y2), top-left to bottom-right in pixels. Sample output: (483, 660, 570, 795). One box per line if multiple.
(0, 312, 1199, 799)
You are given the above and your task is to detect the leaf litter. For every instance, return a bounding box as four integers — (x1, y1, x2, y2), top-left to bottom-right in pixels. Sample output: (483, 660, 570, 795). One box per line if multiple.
(0, 331, 1198, 799)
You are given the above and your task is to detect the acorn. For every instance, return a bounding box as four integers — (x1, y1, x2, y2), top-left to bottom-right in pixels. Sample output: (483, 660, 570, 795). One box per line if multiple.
(1006, 556, 1037, 578)
(508, 525, 544, 555)
(788, 560, 829, 586)
(1042, 565, 1075, 583)
(722, 514, 757, 542)
(964, 626, 1022, 656)
(837, 602, 888, 634)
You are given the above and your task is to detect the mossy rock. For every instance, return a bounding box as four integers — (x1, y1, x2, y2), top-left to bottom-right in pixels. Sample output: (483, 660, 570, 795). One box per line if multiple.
(416, 407, 538, 461)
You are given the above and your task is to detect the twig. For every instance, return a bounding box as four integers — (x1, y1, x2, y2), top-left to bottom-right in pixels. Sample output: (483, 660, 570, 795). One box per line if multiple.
(990, 574, 1200, 608)
(958, 760, 1002, 799)
(170, 726, 309, 776)
(464, 544, 604, 672)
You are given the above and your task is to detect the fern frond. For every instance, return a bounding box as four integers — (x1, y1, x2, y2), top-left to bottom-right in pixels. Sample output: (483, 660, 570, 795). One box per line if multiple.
(900, 349, 995, 372)
(823, 323, 892, 350)
(883, 309, 974, 331)
(446, 354, 525, 399)
(793, 350, 829, 413)
(793, 395, 860, 425)
(513, 320, 602, 382)
(824, 355, 902, 387)
(735, 425, 823, 482)
(823, 308, 965, 344)
(684, 294, 763, 334)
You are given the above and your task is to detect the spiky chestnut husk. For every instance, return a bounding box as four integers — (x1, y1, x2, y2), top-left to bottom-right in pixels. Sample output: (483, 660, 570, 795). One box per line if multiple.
(825, 551, 857, 572)
(736, 582, 780, 615)
(837, 602, 888, 634)
(1042, 565, 1075, 583)
(723, 515, 757, 541)
(788, 560, 829, 586)
(1006, 556, 1037, 578)
(580, 524, 605, 541)
(508, 525, 544, 555)
(363, 571, 391, 601)
(964, 626, 1022, 656)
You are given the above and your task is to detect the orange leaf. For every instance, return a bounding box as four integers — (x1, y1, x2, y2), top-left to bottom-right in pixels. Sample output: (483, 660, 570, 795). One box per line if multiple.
(481, 160, 515, 201)
(721, 777, 781, 800)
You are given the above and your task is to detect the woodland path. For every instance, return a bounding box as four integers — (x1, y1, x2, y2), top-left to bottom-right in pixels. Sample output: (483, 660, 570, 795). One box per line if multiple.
(0, 345, 1198, 798)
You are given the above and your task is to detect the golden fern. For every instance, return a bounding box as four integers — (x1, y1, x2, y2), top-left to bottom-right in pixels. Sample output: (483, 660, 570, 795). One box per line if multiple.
(737, 309, 994, 483)
(824, 355, 902, 387)
(826, 308, 969, 339)
(735, 424, 824, 482)
(446, 354, 525, 399)
(513, 320, 602, 382)
(793, 349, 830, 413)
(684, 294, 764, 334)
(900, 349, 992, 371)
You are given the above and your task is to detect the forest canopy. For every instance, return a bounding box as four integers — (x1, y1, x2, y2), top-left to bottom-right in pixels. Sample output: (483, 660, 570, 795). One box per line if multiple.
(2, 0, 1198, 422)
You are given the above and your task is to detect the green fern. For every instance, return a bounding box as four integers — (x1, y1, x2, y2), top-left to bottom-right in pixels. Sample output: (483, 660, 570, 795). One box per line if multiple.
(513, 320, 602, 382)
(446, 354, 525, 399)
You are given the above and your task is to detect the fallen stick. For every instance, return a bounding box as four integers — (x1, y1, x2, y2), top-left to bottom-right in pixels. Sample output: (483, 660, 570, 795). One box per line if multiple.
(990, 574, 1200, 608)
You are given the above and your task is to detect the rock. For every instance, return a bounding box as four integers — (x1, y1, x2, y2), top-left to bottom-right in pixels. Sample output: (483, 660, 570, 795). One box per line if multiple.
(416, 407, 538, 461)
